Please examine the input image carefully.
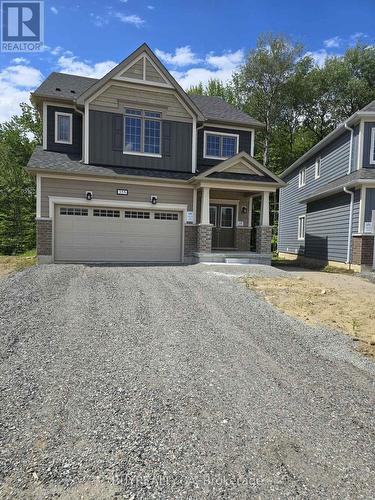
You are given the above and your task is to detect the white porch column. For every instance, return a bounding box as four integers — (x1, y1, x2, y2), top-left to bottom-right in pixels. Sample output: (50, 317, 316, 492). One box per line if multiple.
(260, 191, 270, 226)
(200, 187, 210, 224)
(247, 196, 253, 228)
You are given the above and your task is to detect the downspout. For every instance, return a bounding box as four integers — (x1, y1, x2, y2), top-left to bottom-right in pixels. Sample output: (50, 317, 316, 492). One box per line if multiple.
(344, 123, 353, 174)
(73, 102, 84, 162)
(343, 186, 354, 265)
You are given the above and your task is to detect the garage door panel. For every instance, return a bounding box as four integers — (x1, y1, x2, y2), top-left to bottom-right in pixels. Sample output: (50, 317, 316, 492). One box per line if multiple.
(54, 206, 182, 263)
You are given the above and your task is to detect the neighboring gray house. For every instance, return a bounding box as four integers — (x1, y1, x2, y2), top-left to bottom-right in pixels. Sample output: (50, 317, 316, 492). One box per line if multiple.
(27, 43, 284, 265)
(278, 100, 375, 271)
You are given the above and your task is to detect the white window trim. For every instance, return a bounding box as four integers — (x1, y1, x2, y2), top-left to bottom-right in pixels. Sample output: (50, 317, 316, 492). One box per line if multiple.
(370, 128, 375, 165)
(203, 130, 239, 160)
(220, 206, 234, 228)
(55, 112, 73, 145)
(298, 215, 306, 241)
(298, 168, 306, 188)
(123, 108, 162, 158)
(315, 157, 321, 179)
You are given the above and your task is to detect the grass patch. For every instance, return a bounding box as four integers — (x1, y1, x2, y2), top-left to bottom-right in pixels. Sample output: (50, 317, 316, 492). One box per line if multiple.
(0, 250, 36, 278)
(321, 265, 355, 275)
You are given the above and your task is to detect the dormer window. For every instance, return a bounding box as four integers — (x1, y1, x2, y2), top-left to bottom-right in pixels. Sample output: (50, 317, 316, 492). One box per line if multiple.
(204, 131, 239, 160)
(124, 108, 162, 157)
(55, 112, 72, 144)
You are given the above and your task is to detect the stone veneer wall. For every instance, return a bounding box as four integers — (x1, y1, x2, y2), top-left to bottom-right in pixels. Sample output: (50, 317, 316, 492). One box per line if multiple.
(37, 219, 52, 256)
(255, 226, 272, 254)
(235, 228, 252, 251)
(352, 235, 374, 266)
(197, 225, 212, 252)
(184, 225, 198, 257)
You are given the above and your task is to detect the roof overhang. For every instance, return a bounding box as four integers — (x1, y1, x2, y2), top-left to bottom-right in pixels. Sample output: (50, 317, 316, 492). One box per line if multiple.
(192, 151, 285, 187)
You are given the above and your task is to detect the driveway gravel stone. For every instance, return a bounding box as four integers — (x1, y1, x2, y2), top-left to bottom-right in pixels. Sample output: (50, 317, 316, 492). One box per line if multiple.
(0, 264, 374, 499)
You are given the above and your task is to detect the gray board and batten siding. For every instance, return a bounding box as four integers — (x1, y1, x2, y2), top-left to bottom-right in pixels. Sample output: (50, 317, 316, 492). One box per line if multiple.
(197, 127, 253, 170)
(278, 128, 360, 261)
(89, 110, 192, 172)
(47, 106, 82, 156)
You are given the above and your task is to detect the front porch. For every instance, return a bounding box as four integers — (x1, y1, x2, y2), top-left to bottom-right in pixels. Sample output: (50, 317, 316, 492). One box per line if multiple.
(183, 151, 285, 264)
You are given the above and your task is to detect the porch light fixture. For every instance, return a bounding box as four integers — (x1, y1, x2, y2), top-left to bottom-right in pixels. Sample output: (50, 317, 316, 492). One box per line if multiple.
(241, 206, 248, 214)
(151, 195, 158, 205)
(86, 191, 93, 201)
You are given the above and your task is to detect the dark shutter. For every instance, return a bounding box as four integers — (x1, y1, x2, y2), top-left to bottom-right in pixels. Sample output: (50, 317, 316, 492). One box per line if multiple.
(112, 114, 123, 151)
(162, 121, 171, 157)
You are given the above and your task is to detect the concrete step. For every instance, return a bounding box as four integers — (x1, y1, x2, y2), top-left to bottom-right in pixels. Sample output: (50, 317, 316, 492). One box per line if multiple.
(225, 258, 251, 264)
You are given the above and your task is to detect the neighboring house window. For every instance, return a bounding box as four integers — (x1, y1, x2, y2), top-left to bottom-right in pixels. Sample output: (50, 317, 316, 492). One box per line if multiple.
(298, 168, 306, 187)
(124, 108, 161, 156)
(55, 112, 72, 144)
(204, 131, 239, 159)
(315, 157, 321, 178)
(370, 128, 375, 165)
(298, 215, 306, 240)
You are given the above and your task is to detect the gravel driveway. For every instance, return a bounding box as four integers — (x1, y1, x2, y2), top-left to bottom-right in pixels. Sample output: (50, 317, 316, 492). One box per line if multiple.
(1, 264, 374, 499)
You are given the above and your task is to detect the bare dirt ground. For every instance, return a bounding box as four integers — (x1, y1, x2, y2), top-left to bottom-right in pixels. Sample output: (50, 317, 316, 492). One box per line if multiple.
(245, 266, 375, 358)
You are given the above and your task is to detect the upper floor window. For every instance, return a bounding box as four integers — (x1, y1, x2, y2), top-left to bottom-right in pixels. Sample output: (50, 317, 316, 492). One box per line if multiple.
(298, 167, 306, 187)
(124, 108, 161, 156)
(315, 157, 321, 179)
(55, 112, 72, 144)
(204, 131, 239, 160)
(370, 128, 375, 165)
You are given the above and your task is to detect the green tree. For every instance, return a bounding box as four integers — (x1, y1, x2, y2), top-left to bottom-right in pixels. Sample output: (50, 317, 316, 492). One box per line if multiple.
(233, 33, 304, 167)
(187, 78, 236, 103)
(0, 102, 41, 254)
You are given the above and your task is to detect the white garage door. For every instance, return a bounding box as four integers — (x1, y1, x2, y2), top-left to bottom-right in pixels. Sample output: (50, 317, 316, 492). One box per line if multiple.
(54, 205, 183, 263)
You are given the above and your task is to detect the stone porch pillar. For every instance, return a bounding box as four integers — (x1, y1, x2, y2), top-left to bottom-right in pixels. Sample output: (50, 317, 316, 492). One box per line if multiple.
(256, 192, 272, 254)
(197, 187, 212, 252)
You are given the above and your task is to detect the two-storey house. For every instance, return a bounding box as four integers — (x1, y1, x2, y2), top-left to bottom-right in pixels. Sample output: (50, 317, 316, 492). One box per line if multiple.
(27, 43, 284, 265)
(278, 101, 375, 271)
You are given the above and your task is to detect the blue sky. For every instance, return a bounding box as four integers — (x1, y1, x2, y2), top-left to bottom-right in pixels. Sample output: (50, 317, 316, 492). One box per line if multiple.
(0, 0, 374, 123)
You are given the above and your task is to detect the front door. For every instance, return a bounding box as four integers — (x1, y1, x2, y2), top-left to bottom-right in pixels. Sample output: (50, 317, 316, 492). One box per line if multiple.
(210, 204, 235, 249)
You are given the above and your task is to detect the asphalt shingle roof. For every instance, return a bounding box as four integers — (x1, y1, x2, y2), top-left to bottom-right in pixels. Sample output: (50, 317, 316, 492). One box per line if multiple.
(33, 72, 97, 101)
(32, 72, 263, 127)
(189, 95, 264, 127)
(27, 146, 194, 180)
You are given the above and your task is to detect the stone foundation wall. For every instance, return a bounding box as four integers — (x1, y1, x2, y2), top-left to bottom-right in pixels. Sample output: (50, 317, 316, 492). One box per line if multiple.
(37, 219, 52, 257)
(197, 224, 212, 252)
(255, 226, 272, 254)
(235, 228, 252, 251)
(184, 225, 198, 257)
(352, 235, 374, 266)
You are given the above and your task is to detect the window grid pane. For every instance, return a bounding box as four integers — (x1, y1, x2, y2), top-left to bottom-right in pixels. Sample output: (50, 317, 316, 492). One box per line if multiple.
(220, 207, 233, 228)
(125, 116, 141, 152)
(93, 209, 120, 218)
(206, 134, 221, 157)
(222, 136, 236, 157)
(57, 115, 71, 142)
(144, 119, 161, 154)
(60, 207, 88, 216)
(124, 211, 150, 219)
(154, 212, 178, 220)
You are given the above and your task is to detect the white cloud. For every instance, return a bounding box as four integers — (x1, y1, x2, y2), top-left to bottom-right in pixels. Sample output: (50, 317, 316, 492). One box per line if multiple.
(0, 64, 43, 123)
(171, 49, 245, 89)
(114, 13, 145, 28)
(57, 55, 117, 78)
(147, 5, 154, 9)
(155, 46, 201, 67)
(11, 57, 28, 64)
(50, 6, 58, 15)
(324, 36, 341, 48)
(305, 49, 330, 67)
(350, 32, 366, 44)
(119, 0, 128, 3)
